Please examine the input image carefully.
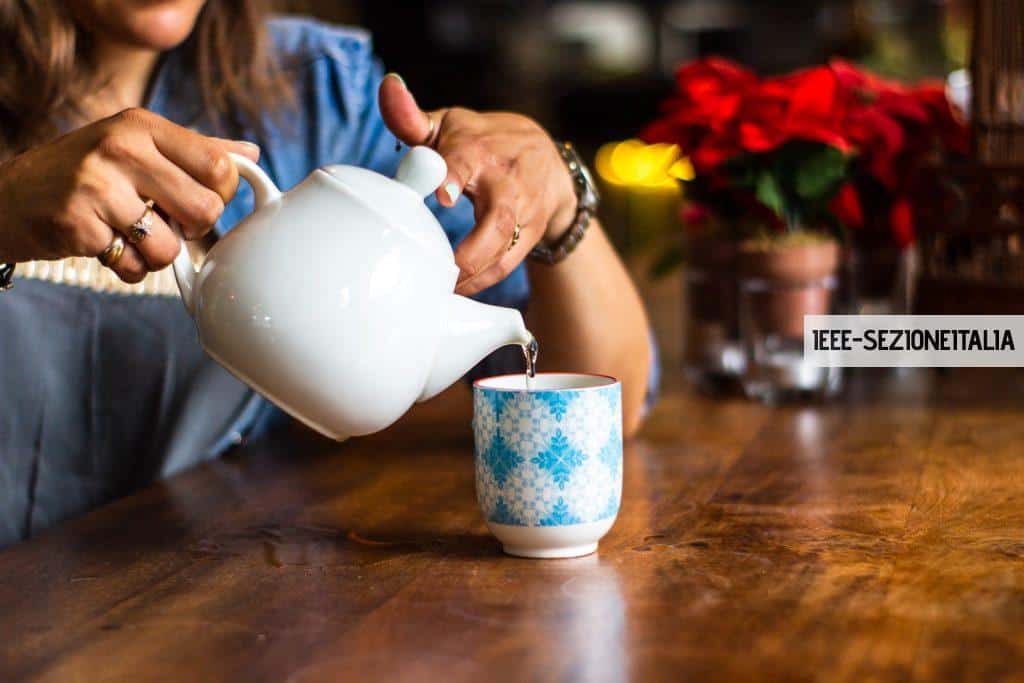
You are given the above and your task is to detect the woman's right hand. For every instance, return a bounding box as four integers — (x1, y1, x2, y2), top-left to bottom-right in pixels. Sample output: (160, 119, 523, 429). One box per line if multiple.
(0, 107, 259, 283)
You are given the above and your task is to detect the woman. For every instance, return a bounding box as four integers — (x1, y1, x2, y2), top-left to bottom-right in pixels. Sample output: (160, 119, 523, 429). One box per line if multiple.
(0, 1, 654, 546)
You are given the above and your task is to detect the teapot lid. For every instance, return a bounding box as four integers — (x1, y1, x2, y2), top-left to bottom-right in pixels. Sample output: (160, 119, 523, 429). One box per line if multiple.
(321, 147, 455, 268)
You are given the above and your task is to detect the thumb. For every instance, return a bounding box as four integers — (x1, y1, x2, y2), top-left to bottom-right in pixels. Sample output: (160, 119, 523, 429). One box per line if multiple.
(379, 73, 435, 146)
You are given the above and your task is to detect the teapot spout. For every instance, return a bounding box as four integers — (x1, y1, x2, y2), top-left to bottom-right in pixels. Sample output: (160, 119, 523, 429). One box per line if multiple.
(419, 294, 532, 402)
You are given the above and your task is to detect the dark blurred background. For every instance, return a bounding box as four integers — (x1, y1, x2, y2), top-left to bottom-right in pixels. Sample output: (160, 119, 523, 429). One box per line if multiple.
(285, 0, 971, 150)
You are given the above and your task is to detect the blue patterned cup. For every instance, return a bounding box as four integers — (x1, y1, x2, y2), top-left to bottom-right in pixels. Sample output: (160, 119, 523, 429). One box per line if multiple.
(473, 373, 622, 558)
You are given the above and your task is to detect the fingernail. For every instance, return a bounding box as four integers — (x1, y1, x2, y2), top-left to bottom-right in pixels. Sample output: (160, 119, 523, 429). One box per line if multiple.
(385, 72, 406, 89)
(444, 182, 461, 204)
(234, 140, 260, 157)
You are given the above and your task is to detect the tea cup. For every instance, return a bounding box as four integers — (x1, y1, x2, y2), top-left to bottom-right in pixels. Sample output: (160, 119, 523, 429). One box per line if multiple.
(473, 373, 622, 558)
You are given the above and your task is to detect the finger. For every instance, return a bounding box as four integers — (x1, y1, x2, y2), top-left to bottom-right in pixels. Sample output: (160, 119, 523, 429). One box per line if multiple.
(452, 175, 520, 283)
(456, 251, 523, 296)
(456, 215, 540, 296)
(211, 138, 260, 162)
(434, 142, 481, 208)
(129, 148, 227, 239)
(81, 218, 147, 284)
(130, 208, 178, 271)
(110, 243, 148, 284)
(137, 112, 243, 203)
(101, 110, 251, 205)
(378, 73, 442, 147)
(98, 190, 179, 271)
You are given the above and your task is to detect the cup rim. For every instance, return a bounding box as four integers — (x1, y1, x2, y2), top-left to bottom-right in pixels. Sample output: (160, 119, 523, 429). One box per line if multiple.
(473, 372, 619, 393)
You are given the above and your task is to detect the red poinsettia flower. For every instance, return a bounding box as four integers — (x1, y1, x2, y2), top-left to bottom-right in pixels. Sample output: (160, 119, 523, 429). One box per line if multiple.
(830, 59, 904, 98)
(666, 57, 756, 130)
(831, 60, 968, 193)
(642, 57, 757, 174)
(737, 66, 851, 154)
(890, 197, 915, 248)
(830, 182, 864, 229)
(642, 56, 968, 247)
(644, 59, 854, 174)
(844, 105, 906, 189)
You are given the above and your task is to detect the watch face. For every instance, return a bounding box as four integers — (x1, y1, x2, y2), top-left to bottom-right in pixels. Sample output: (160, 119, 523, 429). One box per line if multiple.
(579, 161, 600, 203)
(560, 143, 600, 210)
(566, 147, 600, 207)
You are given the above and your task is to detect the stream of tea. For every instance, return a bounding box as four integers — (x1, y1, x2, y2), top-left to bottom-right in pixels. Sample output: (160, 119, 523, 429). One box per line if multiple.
(522, 336, 538, 390)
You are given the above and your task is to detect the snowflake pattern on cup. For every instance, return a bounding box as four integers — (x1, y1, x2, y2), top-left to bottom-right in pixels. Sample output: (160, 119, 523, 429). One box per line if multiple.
(563, 455, 619, 522)
(532, 431, 585, 489)
(497, 459, 563, 526)
(473, 380, 622, 527)
(473, 397, 499, 455)
(498, 393, 557, 461)
(475, 462, 500, 519)
(562, 390, 615, 459)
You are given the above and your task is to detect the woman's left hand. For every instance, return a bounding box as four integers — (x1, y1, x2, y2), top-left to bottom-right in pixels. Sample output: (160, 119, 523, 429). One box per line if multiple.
(379, 74, 577, 296)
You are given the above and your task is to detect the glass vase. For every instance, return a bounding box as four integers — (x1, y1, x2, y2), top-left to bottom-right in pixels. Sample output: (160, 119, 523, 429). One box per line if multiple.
(682, 236, 744, 390)
(739, 241, 842, 402)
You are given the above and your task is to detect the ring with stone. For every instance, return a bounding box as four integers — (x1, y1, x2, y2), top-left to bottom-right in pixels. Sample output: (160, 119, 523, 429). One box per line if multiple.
(128, 199, 156, 244)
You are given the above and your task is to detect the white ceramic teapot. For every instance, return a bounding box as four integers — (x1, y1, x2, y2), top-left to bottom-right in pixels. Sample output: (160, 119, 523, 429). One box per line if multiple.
(172, 147, 532, 440)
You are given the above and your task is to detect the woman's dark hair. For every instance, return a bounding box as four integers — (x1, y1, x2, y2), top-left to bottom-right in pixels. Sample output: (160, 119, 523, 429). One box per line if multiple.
(0, 1, 291, 159)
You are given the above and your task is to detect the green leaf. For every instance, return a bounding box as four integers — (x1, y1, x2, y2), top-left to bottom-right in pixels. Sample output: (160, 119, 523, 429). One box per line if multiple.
(795, 146, 848, 201)
(755, 170, 786, 219)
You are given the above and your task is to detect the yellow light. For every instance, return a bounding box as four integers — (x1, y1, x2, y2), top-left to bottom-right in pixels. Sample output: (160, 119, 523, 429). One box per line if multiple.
(594, 139, 690, 190)
(668, 157, 695, 182)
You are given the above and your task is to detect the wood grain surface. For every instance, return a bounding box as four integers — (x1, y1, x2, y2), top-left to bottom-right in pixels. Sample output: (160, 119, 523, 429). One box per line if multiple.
(2, 368, 1023, 682)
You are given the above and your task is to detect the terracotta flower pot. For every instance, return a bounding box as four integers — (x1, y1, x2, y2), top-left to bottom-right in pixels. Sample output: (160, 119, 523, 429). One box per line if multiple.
(739, 239, 840, 338)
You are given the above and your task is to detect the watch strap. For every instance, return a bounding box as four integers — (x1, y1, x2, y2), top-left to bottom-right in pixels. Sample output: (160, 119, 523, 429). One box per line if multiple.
(528, 208, 593, 265)
(529, 141, 596, 265)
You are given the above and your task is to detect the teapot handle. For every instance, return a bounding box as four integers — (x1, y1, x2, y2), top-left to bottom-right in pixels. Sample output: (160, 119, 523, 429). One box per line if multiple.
(172, 153, 282, 316)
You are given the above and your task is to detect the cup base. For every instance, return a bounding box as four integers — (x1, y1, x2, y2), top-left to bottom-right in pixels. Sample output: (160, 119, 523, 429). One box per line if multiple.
(502, 542, 598, 559)
(486, 518, 615, 560)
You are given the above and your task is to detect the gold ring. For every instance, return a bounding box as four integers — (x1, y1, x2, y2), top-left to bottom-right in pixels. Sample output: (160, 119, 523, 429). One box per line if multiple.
(509, 223, 522, 251)
(98, 235, 126, 268)
(128, 199, 155, 244)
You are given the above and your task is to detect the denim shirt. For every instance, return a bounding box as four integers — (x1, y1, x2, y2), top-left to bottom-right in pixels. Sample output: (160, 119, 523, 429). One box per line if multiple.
(146, 17, 658, 453)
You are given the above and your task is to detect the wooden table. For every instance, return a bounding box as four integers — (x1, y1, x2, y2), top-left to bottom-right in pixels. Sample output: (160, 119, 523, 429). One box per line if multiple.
(3, 368, 1024, 682)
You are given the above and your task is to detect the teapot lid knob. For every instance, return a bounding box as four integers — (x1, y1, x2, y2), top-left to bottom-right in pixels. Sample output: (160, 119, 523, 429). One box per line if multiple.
(394, 146, 447, 198)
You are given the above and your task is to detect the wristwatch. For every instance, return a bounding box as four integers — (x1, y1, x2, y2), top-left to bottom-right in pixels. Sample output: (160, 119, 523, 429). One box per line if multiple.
(0, 263, 13, 291)
(529, 141, 600, 265)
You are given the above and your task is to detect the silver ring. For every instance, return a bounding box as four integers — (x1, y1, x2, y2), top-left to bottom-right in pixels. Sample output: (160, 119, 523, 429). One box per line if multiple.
(128, 200, 155, 244)
(421, 116, 436, 146)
